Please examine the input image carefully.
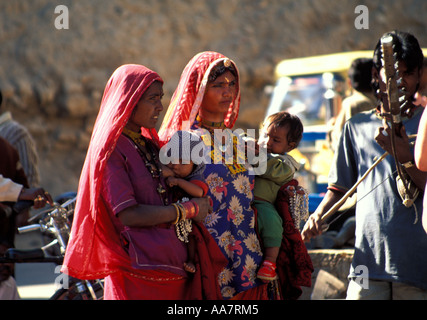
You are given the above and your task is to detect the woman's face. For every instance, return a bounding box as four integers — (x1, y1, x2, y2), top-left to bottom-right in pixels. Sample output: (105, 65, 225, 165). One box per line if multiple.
(127, 81, 164, 131)
(200, 70, 237, 122)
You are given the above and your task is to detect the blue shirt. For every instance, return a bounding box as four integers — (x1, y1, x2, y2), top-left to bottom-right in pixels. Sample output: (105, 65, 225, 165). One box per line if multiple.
(329, 107, 427, 290)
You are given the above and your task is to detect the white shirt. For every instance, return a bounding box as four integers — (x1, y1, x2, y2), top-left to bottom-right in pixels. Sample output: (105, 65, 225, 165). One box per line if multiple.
(0, 276, 20, 300)
(0, 174, 23, 202)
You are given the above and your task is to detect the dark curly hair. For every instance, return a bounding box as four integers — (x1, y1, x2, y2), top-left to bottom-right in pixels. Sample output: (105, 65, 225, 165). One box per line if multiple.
(208, 60, 238, 83)
(372, 30, 424, 96)
(264, 111, 304, 148)
(348, 58, 373, 93)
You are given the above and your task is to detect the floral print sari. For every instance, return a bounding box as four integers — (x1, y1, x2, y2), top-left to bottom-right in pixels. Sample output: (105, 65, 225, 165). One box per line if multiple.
(159, 52, 265, 299)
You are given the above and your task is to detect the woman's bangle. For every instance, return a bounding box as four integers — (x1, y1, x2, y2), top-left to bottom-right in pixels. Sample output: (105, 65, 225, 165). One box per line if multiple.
(181, 200, 199, 219)
(172, 201, 199, 223)
(190, 200, 199, 219)
(171, 203, 180, 225)
(176, 203, 186, 222)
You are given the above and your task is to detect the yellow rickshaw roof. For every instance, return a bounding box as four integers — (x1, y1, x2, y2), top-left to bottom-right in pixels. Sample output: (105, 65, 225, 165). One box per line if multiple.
(275, 49, 427, 79)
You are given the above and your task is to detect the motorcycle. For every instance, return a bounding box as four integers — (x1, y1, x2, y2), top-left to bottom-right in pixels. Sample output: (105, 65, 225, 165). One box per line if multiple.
(0, 193, 104, 300)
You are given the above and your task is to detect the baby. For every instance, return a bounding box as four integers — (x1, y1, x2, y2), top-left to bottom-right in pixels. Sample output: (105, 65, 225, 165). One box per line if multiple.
(254, 111, 304, 281)
(162, 130, 208, 273)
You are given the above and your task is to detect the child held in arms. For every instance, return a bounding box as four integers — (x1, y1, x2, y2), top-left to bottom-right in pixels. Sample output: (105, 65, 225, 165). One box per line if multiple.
(254, 111, 304, 281)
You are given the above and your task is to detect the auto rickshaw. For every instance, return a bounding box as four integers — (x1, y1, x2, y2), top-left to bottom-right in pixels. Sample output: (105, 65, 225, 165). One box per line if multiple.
(265, 49, 427, 213)
(265, 51, 374, 212)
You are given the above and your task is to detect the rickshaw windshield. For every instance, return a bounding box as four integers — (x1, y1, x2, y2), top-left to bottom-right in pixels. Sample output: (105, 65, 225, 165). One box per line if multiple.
(265, 74, 341, 127)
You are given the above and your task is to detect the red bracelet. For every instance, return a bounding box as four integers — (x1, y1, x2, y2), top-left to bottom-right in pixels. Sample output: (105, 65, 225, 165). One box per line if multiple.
(181, 201, 198, 219)
(191, 200, 199, 218)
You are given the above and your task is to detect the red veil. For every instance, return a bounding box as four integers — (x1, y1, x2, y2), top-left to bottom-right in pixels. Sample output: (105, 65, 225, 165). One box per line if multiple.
(158, 51, 240, 143)
(62, 65, 163, 280)
(158, 52, 270, 299)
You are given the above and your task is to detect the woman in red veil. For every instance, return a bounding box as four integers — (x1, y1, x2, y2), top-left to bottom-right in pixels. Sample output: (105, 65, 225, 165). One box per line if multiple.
(61, 64, 224, 299)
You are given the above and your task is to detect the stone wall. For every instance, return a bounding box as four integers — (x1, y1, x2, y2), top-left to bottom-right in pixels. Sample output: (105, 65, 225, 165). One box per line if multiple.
(300, 249, 354, 300)
(1, 0, 427, 195)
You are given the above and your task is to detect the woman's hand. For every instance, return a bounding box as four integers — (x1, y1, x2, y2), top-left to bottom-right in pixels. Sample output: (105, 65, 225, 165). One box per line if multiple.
(191, 197, 212, 222)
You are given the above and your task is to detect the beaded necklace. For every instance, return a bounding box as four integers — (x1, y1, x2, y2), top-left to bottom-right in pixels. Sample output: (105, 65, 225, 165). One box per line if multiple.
(195, 115, 246, 174)
(288, 186, 309, 231)
(196, 115, 226, 134)
(122, 127, 169, 206)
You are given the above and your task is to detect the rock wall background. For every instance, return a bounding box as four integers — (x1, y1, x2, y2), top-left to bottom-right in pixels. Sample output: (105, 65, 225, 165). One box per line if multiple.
(1, 0, 427, 196)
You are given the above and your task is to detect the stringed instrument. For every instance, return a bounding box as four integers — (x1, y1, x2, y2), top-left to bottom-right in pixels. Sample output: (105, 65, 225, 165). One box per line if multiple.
(317, 35, 419, 227)
(381, 35, 405, 136)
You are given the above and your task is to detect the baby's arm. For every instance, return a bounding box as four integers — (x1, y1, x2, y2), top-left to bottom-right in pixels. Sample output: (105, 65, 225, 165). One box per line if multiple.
(161, 164, 175, 178)
(166, 176, 205, 198)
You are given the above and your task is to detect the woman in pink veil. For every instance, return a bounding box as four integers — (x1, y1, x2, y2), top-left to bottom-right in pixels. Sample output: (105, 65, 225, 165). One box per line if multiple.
(61, 64, 223, 299)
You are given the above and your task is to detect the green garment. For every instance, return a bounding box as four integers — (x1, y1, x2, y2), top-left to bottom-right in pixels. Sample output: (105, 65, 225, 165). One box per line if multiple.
(253, 154, 299, 203)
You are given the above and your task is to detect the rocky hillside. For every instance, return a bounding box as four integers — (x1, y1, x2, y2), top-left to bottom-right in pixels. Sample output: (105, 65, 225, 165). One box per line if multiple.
(1, 0, 426, 196)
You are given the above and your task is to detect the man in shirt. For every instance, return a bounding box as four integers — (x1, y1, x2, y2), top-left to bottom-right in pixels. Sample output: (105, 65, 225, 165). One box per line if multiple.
(302, 31, 427, 300)
(0, 90, 40, 186)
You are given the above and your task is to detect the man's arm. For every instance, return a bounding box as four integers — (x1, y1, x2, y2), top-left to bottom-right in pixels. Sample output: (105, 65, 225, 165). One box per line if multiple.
(301, 188, 345, 241)
(0, 174, 23, 202)
(415, 108, 427, 233)
(415, 107, 427, 171)
(0, 174, 53, 208)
